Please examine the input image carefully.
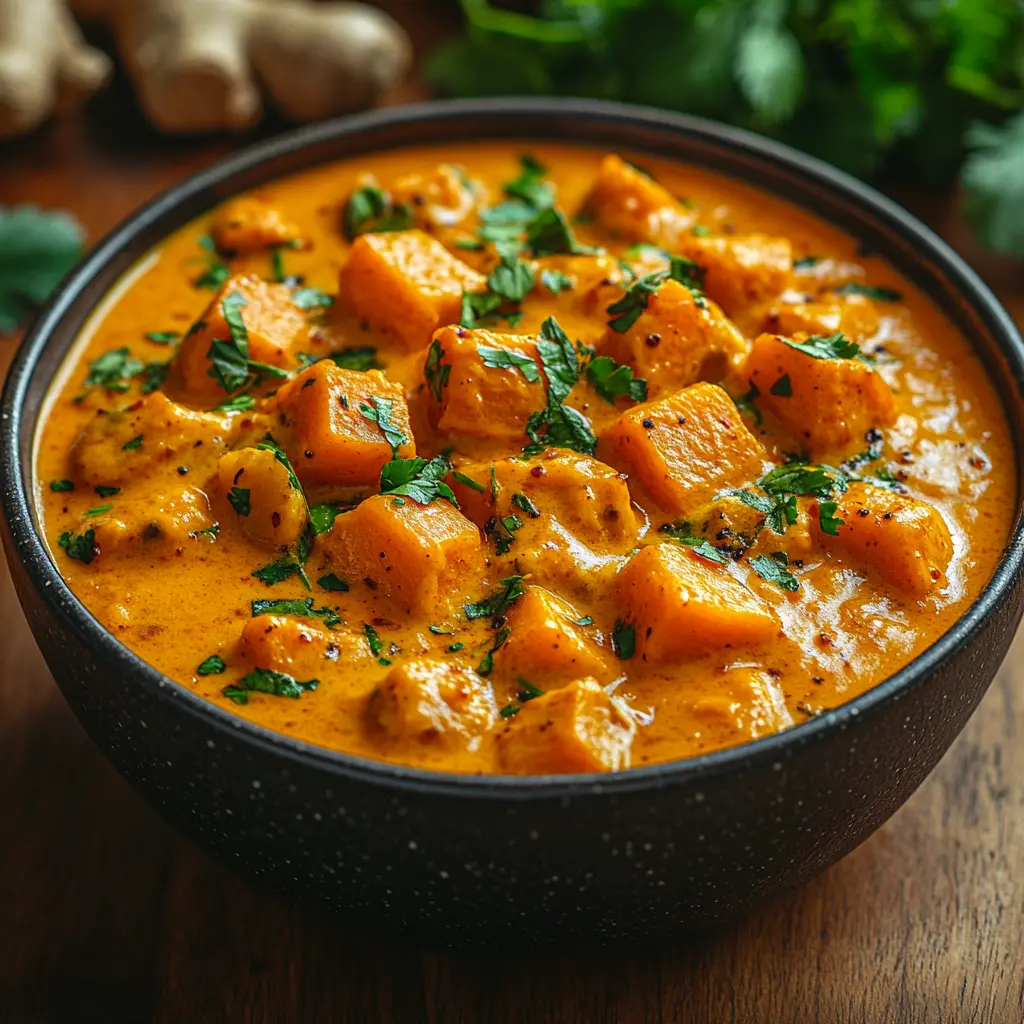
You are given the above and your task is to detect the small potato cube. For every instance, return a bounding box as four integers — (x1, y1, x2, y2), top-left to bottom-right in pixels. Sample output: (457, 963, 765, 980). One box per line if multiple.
(388, 163, 482, 231)
(71, 391, 231, 487)
(604, 382, 765, 515)
(581, 154, 695, 247)
(368, 659, 497, 752)
(273, 361, 415, 489)
(496, 678, 636, 774)
(763, 294, 880, 343)
(498, 586, 608, 681)
(682, 234, 792, 315)
(87, 487, 215, 558)
(598, 279, 748, 398)
(743, 333, 896, 451)
(176, 274, 306, 402)
(691, 668, 794, 743)
(340, 230, 485, 351)
(217, 447, 307, 548)
(819, 482, 953, 596)
(617, 543, 777, 663)
(319, 494, 481, 614)
(428, 325, 547, 441)
(210, 197, 301, 253)
(240, 615, 366, 681)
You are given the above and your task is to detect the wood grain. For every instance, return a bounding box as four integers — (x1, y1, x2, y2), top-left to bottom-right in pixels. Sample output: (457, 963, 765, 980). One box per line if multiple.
(1, 7, 1022, 1019)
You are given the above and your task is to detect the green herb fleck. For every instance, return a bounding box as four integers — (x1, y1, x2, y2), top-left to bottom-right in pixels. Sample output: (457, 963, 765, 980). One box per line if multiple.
(197, 655, 226, 676)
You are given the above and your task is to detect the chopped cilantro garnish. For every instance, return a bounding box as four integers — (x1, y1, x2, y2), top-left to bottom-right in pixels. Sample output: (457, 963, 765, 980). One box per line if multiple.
(770, 373, 792, 397)
(122, 434, 143, 452)
(586, 354, 648, 404)
(317, 573, 350, 592)
(49, 479, 74, 492)
(464, 575, 525, 620)
(526, 206, 598, 257)
(834, 282, 902, 302)
(504, 154, 555, 209)
(197, 655, 225, 676)
(379, 454, 458, 507)
(540, 269, 574, 294)
(359, 396, 408, 456)
(292, 287, 335, 310)
(93, 485, 120, 497)
(818, 500, 845, 536)
(222, 667, 319, 705)
(511, 492, 540, 518)
(793, 256, 821, 270)
(477, 343, 541, 382)
(144, 331, 179, 344)
(228, 487, 251, 516)
(477, 626, 510, 676)
(309, 503, 343, 535)
(485, 512, 523, 555)
(330, 346, 379, 371)
(83, 347, 144, 393)
(424, 337, 451, 400)
(252, 558, 307, 588)
(57, 527, 97, 564)
(364, 623, 385, 656)
(611, 620, 636, 659)
(487, 250, 536, 303)
(777, 331, 867, 362)
(251, 597, 340, 627)
(193, 235, 231, 289)
(343, 185, 412, 240)
(216, 394, 256, 413)
(191, 522, 221, 542)
(452, 470, 485, 493)
(759, 462, 847, 499)
(750, 553, 800, 592)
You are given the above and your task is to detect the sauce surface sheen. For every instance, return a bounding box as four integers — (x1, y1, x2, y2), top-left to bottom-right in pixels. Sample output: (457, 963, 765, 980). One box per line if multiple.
(36, 141, 1014, 775)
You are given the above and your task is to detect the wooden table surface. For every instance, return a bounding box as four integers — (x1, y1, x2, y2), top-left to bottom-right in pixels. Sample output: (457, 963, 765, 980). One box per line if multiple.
(2, 8, 1023, 1021)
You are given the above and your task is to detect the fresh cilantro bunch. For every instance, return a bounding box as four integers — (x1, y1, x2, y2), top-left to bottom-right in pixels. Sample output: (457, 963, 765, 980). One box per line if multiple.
(428, 0, 1024, 255)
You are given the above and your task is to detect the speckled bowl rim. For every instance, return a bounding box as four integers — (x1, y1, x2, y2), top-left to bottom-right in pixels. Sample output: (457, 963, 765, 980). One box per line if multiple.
(3, 98, 1023, 800)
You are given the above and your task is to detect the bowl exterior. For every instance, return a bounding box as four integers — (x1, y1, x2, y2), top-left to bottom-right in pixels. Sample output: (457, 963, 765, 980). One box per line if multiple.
(4, 100, 1023, 950)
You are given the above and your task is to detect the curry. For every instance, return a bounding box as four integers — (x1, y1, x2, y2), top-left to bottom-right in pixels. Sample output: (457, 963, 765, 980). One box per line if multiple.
(35, 142, 1014, 775)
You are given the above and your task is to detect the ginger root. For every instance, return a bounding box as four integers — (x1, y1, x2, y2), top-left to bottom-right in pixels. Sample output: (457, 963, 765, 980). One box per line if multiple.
(70, 0, 412, 133)
(0, 0, 111, 139)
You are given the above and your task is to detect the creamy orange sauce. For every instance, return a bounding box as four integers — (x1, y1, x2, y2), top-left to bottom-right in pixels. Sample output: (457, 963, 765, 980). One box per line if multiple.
(36, 142, 1014, 774)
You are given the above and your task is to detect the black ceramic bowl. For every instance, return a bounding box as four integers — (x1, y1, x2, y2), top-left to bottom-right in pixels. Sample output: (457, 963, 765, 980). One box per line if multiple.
(3, 100, 1024, 951)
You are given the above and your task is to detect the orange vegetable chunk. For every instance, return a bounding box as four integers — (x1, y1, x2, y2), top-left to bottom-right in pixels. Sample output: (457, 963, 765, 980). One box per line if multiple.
(368, 659, 497, 752)
(598, 278, 748, 398)
(616, 544, 777, 663)
(692, 668, 794, 742)
(498, 586, 608, 680)
(428, 325, 547, 441)
(319, 494, 481, 614)
(763, 294, 880, 343)
(273, 361, 414, 489)
(682, 233, 792, 315)
(743, 332, 896, 451)
(581, 154, 695, 247)
(819, 482, 953, 596)
(340, 230, 485, 351)
(604, 382, 764, 514)
(217, 447, 307, 548)
(496, 678, 636, 774)
(240, 615, 365, 680)
(175, 274, 306, 401)
(210, 197, 301, 253)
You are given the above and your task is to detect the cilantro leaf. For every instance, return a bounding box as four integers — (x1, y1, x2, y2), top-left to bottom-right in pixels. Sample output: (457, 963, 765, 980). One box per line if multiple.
(250, 597, 340, 628)
(292, 287, 334, 310)
(540, 269, 574, 294)
(833, 283, 903, 302)
(818, 500, 845, 536)
(379, 455, 458, 507)
(750, 553, 800, 591)
(452, 470, 485, 493)
(309, 503, 343, 535)
(586, 355, 648, 404)
(49, 479, 75, 492)
(0, 205, 85, 332)
(504, 154, 555, 209)
(317, 573, 350, 592)
(228, 487, 251, 516)
(197, 655, 226, 676)
(777, 331, 866, 362)
(223, 667, 319, 705)
(526, 206, 598, 257)
(511, 492, 540, 518)
(83, 348, 144, 393)
(425, 337, 451, 400)
(252, 558, 306, 587)
(478, 343, 541, 382)
(359, 396, 408, 456)
(487, 251, 536, 303)
(464, 575, 525, 620)
(611, 620, 636, 659)
(58, 527, 98, 564)
(759, 462, 847, 499)
(770, 373, 792, 397)
(343, 185, 412, 240)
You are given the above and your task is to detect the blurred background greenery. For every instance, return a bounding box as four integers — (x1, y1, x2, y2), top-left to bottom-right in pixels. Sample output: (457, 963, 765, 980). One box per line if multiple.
(428, 0, 1024, 256)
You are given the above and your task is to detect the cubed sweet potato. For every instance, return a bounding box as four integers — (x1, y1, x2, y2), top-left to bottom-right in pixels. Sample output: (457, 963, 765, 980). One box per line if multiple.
(449, 449, 640, 586)
(319, 494, 481, 614)
(340, 230, 485, 351)
(367, 659, 497, 752)
(85, 486, 216, 559)
(497, 586, 608, 680)
(428, 325, 548, 441)
(580, 154, 695, 247)
(743, 333, 896, 451)
(272, 361, 415, 489)
(597, 279, 748, 398)
(762, 294, 880, 343)
(217, 447, 307, 547)
(691, 668, 794, 742)
(818, 482, 953, 596)
(70, 391, 232, 487)
(604, 382, 765, 514)
(496, 678, 636, 774)
(681, 234, 792, 315)
(175, 274, 306, 402)
(240, 615, 366, 681)
(210, 197, 301, 253)
(616, 543, 777, 663)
